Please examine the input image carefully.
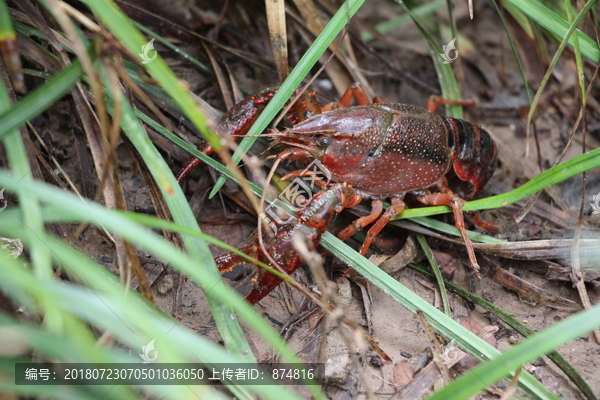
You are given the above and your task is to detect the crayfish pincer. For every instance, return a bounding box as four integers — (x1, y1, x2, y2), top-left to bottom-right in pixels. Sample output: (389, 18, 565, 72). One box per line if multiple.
(179, 83, 498, 301)
(214, 182, 362, 304)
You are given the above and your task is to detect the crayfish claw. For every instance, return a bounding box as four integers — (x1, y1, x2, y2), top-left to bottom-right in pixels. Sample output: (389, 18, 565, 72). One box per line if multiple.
(214, 244, 255, 272)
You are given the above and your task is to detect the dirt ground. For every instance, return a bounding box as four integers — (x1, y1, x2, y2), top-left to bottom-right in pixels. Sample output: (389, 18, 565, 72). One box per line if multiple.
(12, 0, 600, 398)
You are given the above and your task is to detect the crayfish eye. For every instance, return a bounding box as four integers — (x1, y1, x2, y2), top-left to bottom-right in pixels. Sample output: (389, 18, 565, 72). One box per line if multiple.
(318, 136, 331, 148)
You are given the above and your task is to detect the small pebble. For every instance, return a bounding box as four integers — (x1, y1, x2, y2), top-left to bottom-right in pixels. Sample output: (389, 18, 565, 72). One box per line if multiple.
(156, 274, 174, 295)
(369, 355, 384, 368)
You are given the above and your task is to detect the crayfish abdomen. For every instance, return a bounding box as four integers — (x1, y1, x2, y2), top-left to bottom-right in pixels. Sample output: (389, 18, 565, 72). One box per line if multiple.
(443, 116, 498, 198)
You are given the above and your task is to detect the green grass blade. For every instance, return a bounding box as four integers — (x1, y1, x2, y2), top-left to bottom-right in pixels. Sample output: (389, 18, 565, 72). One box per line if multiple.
(416, 233, 450, 316)
(21, 204, 290, 283)
(0, 61, 83, 139)
(0, 0, 15, 42)
(134, 22, 212, 75)
(361, 0, 446, 41)
(500, 0, 534, 37)
(0, 61, 58, 331)
(393, 0, 464, 118)
(103, 70, 255, 365)
(491, 0, 533, 104)
(0, 317, 143, 400)
(0, 172, 324, 399)
(320, 233, 558, 399)
(78, 0, 219, 149)
(502, 0, 599, 63)
(0, 247, 183, 400)
(0, 246, 298, 400)
(121, 210, 288, 277)
(408, 217, 506, 243)
(409, 264, 598, 400)
(523, 0, 597, 155)
(565, 1, 586, 99)
(425, 302, 600, 400)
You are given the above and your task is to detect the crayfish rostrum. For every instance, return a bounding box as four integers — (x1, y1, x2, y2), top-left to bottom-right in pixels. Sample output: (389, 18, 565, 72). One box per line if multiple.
(178, 83, 498, 303)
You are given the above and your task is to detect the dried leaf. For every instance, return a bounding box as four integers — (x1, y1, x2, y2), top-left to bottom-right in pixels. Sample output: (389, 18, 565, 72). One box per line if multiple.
(475, 239, 600, 261)
(202, 42, 240, 110)
(265, 0, 288, 80)
(378, 235, 417, 274)
(393, 361, 414, 390)
(453, 318, 497, 373)
(480, 256, 578, 309)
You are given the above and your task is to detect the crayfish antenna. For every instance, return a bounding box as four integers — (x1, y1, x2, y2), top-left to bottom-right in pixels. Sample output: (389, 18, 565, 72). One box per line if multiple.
(280, 169, 328, 188)
(260, 131, 287, 156)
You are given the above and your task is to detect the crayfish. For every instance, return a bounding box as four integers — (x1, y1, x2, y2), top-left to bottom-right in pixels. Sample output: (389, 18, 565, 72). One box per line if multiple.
(178, 83, 498, 303)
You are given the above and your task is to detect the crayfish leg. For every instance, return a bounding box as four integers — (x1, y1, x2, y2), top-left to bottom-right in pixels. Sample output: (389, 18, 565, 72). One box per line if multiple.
(322, 83, 379, 111)
(359, 197, 405, 256)
(280, 169, 329, 188)
(470, 211, 499, 231)
(425, 95, 475, 113)
(337, 197, 405, 256)
(338, 83, 371, 107)
(338, 199, 384, 245)
(416, 192, 480, 277)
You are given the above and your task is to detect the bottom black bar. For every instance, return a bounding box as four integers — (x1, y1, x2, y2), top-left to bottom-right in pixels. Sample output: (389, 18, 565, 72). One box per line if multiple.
(15, 363, 324, 385)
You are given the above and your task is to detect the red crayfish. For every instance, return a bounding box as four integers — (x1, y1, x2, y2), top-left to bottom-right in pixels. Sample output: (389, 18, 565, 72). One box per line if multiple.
(178, 83, 498, 303)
